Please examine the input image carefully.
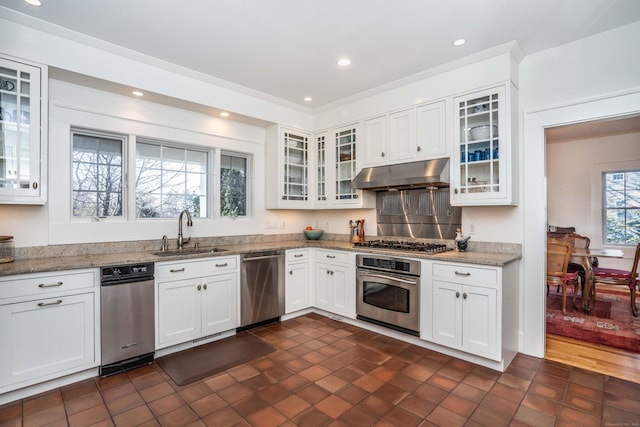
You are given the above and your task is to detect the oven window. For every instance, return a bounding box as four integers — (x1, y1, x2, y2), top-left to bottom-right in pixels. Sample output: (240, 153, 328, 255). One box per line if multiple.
(362, 282, 410, 313)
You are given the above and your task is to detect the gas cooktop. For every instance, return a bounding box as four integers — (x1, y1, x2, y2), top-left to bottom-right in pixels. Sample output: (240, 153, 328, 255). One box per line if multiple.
(353, 240, 451, 254)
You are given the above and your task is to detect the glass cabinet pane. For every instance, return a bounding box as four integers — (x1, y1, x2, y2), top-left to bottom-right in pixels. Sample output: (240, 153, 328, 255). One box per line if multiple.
(282, 131, 308, 201)
(334, 126, 358, 200)
(316, 133, 326, 202)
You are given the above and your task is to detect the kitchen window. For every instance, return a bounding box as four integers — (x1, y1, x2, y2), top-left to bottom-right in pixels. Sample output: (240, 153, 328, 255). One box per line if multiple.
(136, 139, 208, 218)
(220, 152, 248, 217)
(603, 170, 640, 245)
(71, 129, 124, 218)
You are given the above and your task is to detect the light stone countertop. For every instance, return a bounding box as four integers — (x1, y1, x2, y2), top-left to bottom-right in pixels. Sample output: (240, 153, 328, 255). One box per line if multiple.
(0, 239, 520, 277)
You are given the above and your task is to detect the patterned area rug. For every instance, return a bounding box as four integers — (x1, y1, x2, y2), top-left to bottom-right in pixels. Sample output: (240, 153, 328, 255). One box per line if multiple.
(546, 288, 640, 353)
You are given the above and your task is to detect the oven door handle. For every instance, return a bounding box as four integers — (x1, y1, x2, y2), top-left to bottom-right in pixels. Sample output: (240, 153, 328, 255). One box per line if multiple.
(358, 272, 417, 285)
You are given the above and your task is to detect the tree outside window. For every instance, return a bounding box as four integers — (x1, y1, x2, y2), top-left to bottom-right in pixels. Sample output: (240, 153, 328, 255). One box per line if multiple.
(71, 131, 124, 218)
(220, 154, 247, 217)
(603, 170, 640, 245)
(136, 141, 208, 218)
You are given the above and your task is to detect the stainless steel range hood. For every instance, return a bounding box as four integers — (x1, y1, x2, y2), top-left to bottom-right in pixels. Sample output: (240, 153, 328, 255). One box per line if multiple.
(351, 158, 450, 190)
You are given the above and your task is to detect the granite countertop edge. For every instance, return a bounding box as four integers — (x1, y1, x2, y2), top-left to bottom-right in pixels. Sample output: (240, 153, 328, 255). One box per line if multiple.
(0, 240, 521, 277)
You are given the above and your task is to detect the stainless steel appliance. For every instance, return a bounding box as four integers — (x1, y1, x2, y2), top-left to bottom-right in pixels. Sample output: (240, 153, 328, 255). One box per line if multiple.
(240, 251, 285, 328)
(352, 159, 461, 239)
(100, 263, 155, 376)
(356, 254, 421, 336)
(354, 240, 449, 253)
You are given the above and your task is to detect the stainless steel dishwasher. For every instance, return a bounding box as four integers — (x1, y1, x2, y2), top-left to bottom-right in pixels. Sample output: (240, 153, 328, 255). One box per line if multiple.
(240, 251, 285, 328)
(100, 262, 155, 376)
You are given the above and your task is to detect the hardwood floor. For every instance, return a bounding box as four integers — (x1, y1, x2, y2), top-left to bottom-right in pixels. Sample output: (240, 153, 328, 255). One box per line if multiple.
(546, 334, 640, 383)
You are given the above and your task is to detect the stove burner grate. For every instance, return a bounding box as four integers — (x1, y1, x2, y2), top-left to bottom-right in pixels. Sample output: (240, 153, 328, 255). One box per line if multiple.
(354, 240, 450, 253)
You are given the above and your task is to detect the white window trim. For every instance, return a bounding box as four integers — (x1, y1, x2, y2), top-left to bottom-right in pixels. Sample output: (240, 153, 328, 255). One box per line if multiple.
(219, 150, 253, 219)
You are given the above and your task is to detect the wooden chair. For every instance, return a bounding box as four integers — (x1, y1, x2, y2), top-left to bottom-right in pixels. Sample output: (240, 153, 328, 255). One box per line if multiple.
(547, 238, 581, 315)
(593, 243, 640, 317)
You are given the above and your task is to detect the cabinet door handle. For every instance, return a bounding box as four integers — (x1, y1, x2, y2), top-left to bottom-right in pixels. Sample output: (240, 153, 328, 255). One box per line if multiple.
(203, 284, 207, 290)
(289, 270, 293, 275)
(32, 182, 38, 189)
(170, 268, 185, 273)
(463, 292, 468, 299)
(455, 271, 471, 276)
(197, 285, 202, 291)
(381, 152, 385, 157)
(454, 188, 459, 194)
(326, 255, 336, 259)
(455, 291, 460, 298)
(294, 254, 304, 258)
(215, 263, 228, 267)
(38, 299, 63, 307)
(38, 281, 63, 288)
(417, 146, 422, 152)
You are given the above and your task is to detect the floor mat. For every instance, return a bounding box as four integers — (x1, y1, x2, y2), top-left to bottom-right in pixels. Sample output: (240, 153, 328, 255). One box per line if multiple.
(156, 332, 275, 386)
(546, 288, 640, 353)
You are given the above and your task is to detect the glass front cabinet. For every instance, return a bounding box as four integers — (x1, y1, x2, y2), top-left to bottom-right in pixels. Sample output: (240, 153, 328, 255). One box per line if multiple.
(0, 55, 47, 204)
(265, 126, 311, 209)
(452, 84, 518, 206)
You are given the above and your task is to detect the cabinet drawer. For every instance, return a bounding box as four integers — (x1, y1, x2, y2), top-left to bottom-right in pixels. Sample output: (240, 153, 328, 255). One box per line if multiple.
(315, 250, 350, 265)
(155, 256, 238, 279)
(0, 270, 96, 302)
(286, 249, 310, 262)
(432, 263, 498, 286)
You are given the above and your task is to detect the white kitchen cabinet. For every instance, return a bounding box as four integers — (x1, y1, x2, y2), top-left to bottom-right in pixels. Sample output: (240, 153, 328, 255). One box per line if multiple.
(415, 100, 447, 159)
(422, 260, 518, 365)
(314, 249, 355, 318)
(0, 269, 98, 393)
(451, 83, 518, 206)
(362, 102, 446, 167)
(156, 256, 239, 349)
(0, 55, 48, 204)
(266, 126, 311, 209)
(313, 125, 374, 209)
(285, 249, 311, 313)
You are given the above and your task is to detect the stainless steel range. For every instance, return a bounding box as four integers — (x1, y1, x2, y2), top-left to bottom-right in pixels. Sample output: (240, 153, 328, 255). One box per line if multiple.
(354, 240, 449, 253)
(356, 254, 421, 336)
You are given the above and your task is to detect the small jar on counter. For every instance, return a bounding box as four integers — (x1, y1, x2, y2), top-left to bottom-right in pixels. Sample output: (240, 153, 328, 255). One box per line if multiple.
(0, 236, 15, 263)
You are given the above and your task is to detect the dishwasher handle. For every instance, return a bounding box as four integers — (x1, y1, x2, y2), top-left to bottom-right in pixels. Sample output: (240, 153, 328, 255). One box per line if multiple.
(242, 252, 284, 262)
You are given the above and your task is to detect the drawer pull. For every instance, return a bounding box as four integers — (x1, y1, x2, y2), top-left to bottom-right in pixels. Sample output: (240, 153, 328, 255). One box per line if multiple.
(326, 255, 336, 259)
(454, 271, 471, 276)
(203, 284, 207, 290)
(170, 268, 186, 273)
(197, 285, 202, 291)
(456, 291, 460, 298)
(463, 292, 468, 299)
(38, 281, 63, 288)
(215, 263, 228, 267)
(38, 299, 63, 307)
(294, 254, 304, 258)
(289, 270, 293, 275)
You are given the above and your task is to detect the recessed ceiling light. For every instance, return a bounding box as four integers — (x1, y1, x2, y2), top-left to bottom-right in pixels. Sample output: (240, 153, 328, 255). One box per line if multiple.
(452, 39, 466, 47)
(337, 58, 351, 67)
(220, 112, 229, 117)
(304, 97, 312, 102)
(132, 90, 144, 97)
(24, 0, 42, 6)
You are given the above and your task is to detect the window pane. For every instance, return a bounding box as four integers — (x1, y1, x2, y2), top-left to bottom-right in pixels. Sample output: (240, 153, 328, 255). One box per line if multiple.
(136, 140, 208, 218)
(220, 154, 247, 217)
(604, 170, 640, 245)
(72, 131, 123, 218)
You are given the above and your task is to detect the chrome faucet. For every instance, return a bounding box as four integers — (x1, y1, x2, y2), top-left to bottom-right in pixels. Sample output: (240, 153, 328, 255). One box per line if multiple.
(177, 209, 193, 250)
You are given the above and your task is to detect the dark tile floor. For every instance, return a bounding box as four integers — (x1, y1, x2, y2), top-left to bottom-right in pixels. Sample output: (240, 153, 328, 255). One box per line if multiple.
(2, 313, 640, 427)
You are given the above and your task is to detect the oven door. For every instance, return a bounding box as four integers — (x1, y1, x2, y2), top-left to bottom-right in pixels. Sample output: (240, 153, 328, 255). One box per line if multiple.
(356, 268, 419, 335)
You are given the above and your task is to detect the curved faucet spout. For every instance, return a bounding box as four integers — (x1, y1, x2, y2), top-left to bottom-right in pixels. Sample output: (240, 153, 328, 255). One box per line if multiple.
(177, 209, 193, 250)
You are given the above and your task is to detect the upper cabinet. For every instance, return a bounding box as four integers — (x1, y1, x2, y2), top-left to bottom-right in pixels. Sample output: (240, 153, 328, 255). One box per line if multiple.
(266, 126, 311, 209)
(362, 101, 446, 167)
(451, 84, 518, 206)
(0, 55, 47, 204)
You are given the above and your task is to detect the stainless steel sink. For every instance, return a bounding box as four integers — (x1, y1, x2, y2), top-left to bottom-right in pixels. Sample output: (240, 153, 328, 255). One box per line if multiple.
(153, 248, 228, 256)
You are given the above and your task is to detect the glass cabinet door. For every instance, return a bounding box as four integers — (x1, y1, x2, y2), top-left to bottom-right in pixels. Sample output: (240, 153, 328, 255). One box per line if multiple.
(0, 56, 42, 201)
(316, 133, 327, 203)
(334, 126, 358, 201)
(282, 130, 308, 201)
(455, 86, 505, 200)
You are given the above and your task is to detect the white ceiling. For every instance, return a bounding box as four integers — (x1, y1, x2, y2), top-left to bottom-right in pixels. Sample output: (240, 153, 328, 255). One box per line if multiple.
(1, 0, 640, 110)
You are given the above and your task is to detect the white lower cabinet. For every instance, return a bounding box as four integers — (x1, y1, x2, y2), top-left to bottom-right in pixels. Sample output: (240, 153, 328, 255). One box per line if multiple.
(285, 249, 311, 313)
(156, 257, 239, 349)
(0, 269, 98, 393)
(422, 260, 518, 365)
(314, 250, 355, 318)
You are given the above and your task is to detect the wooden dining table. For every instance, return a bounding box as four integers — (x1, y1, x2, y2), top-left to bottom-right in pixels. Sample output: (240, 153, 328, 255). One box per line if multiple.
(572, 247, 625, 313)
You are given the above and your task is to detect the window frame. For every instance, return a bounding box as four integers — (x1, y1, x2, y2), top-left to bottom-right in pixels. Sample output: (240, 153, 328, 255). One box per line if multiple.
(70, 127, 127, 222)
(602, 169, 640, 246)
(135, 137, 211, 220)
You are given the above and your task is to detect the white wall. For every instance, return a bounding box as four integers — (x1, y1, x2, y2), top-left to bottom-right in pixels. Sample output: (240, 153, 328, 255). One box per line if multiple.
(520, 21, 640, 357)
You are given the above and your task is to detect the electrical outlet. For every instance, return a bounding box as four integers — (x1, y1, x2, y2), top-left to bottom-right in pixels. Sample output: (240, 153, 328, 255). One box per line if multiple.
(279, 221, 286, 229)
(469, 224, 476, 234)
(265, 221, 277, 229)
